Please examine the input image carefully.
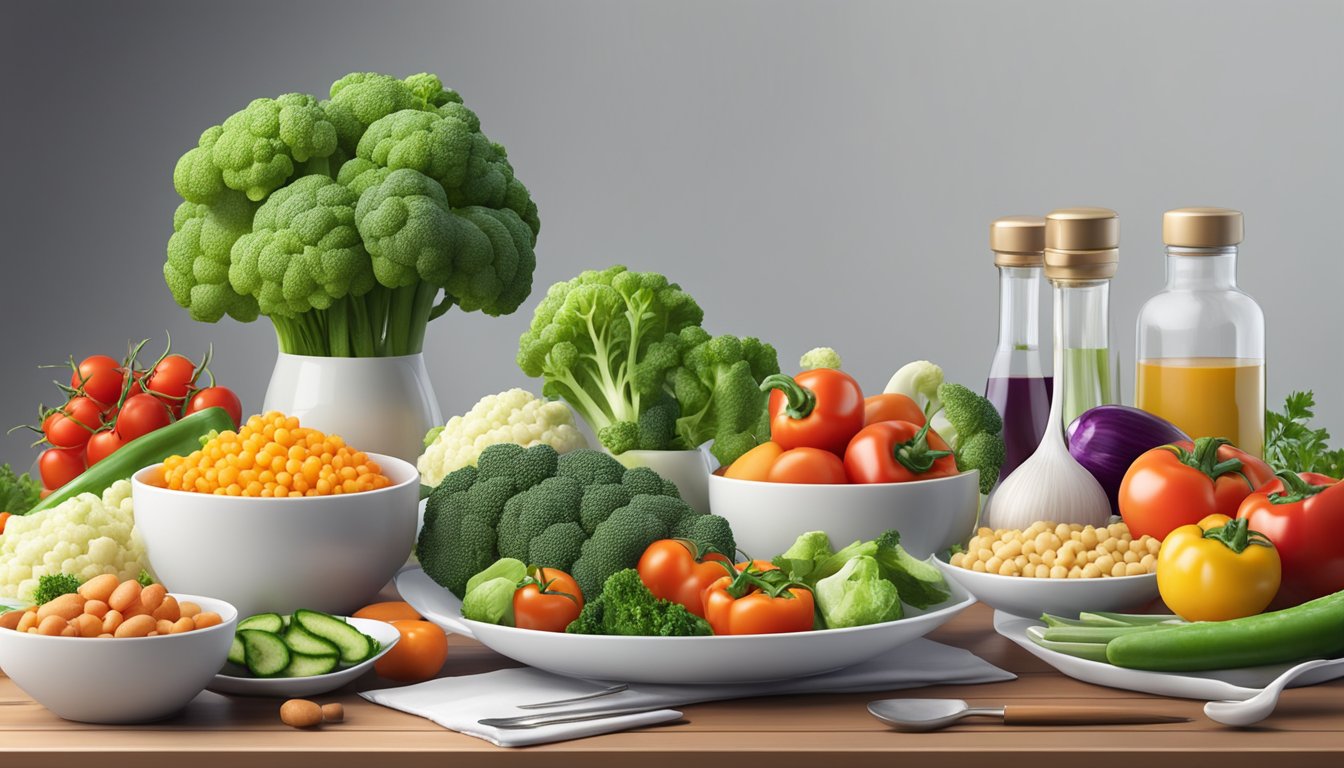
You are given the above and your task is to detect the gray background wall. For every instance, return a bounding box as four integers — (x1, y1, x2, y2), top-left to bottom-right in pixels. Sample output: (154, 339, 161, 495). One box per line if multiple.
(1, 0, 1341, 471)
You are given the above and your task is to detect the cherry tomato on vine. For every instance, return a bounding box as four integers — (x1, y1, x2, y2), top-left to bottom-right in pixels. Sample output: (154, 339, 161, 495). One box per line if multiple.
(185, 386, 242, 428)
(114, 394, 173, 442)
(637, 539, 733, 618)
(85, 429, 127, 466)
(513, 567, 584, 632)
(70, 355, 124, 407)
(39, 447, 86, 490)
(146, 355, 198, 413)
(43, 396, 105, 449)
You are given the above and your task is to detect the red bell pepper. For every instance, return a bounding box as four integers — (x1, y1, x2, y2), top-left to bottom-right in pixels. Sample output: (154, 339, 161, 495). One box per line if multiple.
(844, 420, 958, 484)
(760, 369, 865, 455)
(1237, 470, 1344, 607)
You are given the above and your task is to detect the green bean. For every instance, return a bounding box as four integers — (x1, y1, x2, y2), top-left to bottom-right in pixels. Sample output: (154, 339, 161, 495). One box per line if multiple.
(1042, 624, 1174, 644)
(1079, 611, 1184, 626)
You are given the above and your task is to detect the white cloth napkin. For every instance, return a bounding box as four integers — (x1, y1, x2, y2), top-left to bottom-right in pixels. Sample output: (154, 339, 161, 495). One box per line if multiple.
(360, 638, 1015, 747)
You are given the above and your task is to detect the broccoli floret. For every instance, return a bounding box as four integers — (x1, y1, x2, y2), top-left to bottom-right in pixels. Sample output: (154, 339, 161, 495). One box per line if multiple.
(556, 449, 627, 486)
(571, 506, 668, 599)
(800, 347, 843, 370)
(577, 484, 633, 535)
(565, 569, 711, 636)
(671, 512, 736, 558)
(669, 327, 780, 466)
(32, 573, 82, 606)
(620, 466, 669, 498)
(934, 382, 1006, 494)
(164, 190, 260, 323)
(417, 465, 514, 596)
(477, 443, 556, 491)
(596, 421, 640, 455)
(496, 476, 584, 562)
(636, 394, 681, 451)
(213, 94, 340, 202)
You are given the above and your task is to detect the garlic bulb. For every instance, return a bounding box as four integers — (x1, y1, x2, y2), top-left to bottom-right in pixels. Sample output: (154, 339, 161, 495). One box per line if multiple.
(983, 386, 1111, 530)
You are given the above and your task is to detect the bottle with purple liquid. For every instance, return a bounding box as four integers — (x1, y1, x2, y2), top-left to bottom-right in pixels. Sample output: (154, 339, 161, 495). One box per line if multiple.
(984, 216, 1052, 482)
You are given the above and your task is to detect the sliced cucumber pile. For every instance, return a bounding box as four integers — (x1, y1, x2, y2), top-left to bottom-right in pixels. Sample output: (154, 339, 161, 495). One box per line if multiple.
(225, 609, 379, 679)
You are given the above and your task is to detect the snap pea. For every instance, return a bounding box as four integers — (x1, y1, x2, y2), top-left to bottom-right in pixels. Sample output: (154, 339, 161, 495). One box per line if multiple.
(1107, 590, 1344, 672)
(1041, 624, 1173, 644)
(1026, 627, 1111, 663)
(1078, 611, 1183, 627)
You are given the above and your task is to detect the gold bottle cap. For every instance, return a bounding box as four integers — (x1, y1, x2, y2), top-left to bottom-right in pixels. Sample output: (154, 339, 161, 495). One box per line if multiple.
(1044, 207, 1119, 282)
(991, 216, 1045, 267)
(1163, 207, 1243, 248)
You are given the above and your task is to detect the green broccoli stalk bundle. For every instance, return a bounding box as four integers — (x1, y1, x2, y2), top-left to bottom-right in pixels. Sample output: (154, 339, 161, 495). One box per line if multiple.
(416, 443, 735, 600)
(516, 266, 780, 466)
(165, 72, 538, 356)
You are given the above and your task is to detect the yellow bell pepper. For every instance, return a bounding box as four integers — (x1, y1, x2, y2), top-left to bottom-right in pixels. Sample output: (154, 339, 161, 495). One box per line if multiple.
(1157, 513, 1281, 622)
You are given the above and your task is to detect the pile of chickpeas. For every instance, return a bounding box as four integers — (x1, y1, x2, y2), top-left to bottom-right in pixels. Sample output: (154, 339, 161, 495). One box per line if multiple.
(0, 574, 223, 638)
(950, 521, 1160, 578)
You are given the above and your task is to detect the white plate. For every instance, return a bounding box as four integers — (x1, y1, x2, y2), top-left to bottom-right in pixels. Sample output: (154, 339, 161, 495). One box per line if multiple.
(397, 566, 976, 684)
(208, 616, 400, 698)
(994, 611, 1344, 700)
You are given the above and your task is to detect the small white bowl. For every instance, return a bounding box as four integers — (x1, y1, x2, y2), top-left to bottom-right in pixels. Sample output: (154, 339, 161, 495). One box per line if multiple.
(0, 594, 237, 723)
(208, 616, 401, 698)
(931, 555, 1160, 619)
(132, 453, 420, 618)
(707, 470, 980, 560)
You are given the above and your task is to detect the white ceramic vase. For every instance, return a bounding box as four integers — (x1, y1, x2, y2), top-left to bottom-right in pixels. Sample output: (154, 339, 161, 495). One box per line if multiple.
(263, 352, 442, 464)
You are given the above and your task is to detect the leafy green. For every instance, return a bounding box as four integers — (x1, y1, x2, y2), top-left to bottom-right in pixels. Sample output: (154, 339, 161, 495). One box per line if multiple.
(462, 577, 518, 624)
(0, 465, 41, 516)
(1265, 391, 1344, 479)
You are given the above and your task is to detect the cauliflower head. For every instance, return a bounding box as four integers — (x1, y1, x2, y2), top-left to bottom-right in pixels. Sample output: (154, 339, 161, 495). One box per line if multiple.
(417, 389, 587, 488)
(0, 481, 149, 603)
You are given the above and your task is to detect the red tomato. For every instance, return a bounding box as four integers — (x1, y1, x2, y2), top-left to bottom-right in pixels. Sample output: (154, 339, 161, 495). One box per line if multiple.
(353, 601, 422, 623)
(114, 394, 173, 442)
(638, 539, 734, 618)
(70, 355, 124, 407)
(145, 355, 198, 413)
(763, 369, 866, 455)
(85, 429, 127, 466)
(844, 420, 958, 484)
(863, 394, 926, 427)
(702, 574, 815, 635)
(43, 396, 105, 449)
(765, 447, 849, 484)
(513, 568, 584, 632)
(1119, 438, 1266, 540)
(185, 386, 242, 428)
(39, 447, 86, 490)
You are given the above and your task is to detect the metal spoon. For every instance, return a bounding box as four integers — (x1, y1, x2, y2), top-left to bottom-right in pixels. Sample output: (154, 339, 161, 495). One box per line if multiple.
(868, 698, 1189, 732)
(1204, 657, 1344, 727)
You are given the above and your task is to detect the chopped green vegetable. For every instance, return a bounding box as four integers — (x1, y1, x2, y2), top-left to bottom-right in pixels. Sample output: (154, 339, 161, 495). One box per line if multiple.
(465, 557, 526, 596)
(136, 569, 155, 588)
(462, 577, 518, 625)
(565, 568, 711, 636)
(799, 347, 842, 370)
(32, 573, 82, 605)
(814, 555, 902, 628)
(933, 382, 1006, 494)
(669, 327, 780, 465)
(772, 528, 952, 620)
(1265, 391, 1344, 479)
(0, 465, 42, 517)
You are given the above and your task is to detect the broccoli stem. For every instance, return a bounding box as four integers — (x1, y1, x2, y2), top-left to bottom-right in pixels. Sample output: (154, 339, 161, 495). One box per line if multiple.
(404, 282, 440, 355)
(365, 287, 390, 356)
(385, 284, 417, 356)
(348, 293, 376, 357)
(326, 297, 352, 357)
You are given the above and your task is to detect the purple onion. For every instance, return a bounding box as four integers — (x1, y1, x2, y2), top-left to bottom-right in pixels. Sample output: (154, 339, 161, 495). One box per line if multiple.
(1066, 405, 1189, 515)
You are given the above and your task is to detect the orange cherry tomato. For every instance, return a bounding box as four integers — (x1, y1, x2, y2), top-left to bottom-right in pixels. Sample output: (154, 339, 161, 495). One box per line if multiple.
(723, 441, 784, 481)
(638, 540, 734, 618)
(374, 619, 449, 682)
(513, 567, 584, 632)
(702, 574, 815, 635)
(863, 394, 926, 427)
(354, 601, 422, 623)
(765, 447, 848, 484)
(735, 559, 778, 573)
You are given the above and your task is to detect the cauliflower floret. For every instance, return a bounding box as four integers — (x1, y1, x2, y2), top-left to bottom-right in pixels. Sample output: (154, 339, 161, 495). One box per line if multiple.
(0, 480, 148, 603)
(417, 389, 588, 488)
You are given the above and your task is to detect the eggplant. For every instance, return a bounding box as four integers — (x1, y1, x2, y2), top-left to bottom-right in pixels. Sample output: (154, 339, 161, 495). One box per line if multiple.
(1066, 405, 1189, 515)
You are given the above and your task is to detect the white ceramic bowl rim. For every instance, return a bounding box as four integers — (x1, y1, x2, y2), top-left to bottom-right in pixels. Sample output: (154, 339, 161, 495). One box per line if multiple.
(0, 593, 237, 644)
(933, 553, 1159, 584)
(708, 468, 978, 490)
(459, 579, 975, 642)
(130, 452, 419, 502)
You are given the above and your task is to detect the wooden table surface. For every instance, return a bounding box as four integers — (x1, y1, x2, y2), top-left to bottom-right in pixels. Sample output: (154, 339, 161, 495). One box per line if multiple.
(4, 602, 1342, 767)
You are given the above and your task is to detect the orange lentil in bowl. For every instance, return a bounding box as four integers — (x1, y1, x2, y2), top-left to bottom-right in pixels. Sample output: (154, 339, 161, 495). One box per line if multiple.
(160, 412, 393, 497)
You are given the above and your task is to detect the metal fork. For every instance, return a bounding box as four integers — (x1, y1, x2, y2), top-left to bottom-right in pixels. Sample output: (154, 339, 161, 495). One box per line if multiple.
(480, 703, 675, 730)
(516, 684, 628, 710)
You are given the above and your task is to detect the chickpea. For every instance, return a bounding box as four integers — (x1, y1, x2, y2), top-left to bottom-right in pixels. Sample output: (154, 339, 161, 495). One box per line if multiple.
(1082, 563, 1102, 578)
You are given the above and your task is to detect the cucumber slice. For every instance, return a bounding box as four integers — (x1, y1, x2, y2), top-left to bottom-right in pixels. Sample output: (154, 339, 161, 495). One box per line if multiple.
(282, 652, 340, 678)
(238, 629, 291, 677)
(238, 613, 285, 633)
(284, 622, 339, 657)
(227, 634, 246, 667)
(293, 609, 374, 664)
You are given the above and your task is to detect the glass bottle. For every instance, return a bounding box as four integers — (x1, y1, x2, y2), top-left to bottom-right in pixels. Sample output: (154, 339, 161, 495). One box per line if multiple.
(1135, 208, 1264, 455)
(985, 216, 1052, 481)
(1044, 208, 1121, 432)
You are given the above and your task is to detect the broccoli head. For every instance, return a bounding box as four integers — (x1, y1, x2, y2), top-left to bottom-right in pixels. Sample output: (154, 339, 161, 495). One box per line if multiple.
(934, 382, 1006, 494)
(212, 94, 340, 202)
(417, 443, 735, 601)
(565, 568, 711, 636)
(668, 326, 780, 465)
(164, 190, 260, 323)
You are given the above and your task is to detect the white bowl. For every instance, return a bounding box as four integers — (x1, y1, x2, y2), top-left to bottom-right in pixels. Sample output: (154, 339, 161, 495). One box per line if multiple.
(932, 555, 1160, 618)
(0, 594, 237, 723)
(707, 470, 980, 560)
(209, 616, 401, 698)
(132, 453, 420, 618)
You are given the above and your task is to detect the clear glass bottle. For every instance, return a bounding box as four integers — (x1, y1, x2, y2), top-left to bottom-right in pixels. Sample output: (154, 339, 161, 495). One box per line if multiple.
(1135, 208, 1264, 455)
(985, 216, 1052, 481)
(1044, 208, 1121, 432)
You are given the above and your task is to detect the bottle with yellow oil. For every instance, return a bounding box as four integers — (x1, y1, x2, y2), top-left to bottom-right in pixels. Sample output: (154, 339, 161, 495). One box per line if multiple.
(1135, 208, 1265, 455)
